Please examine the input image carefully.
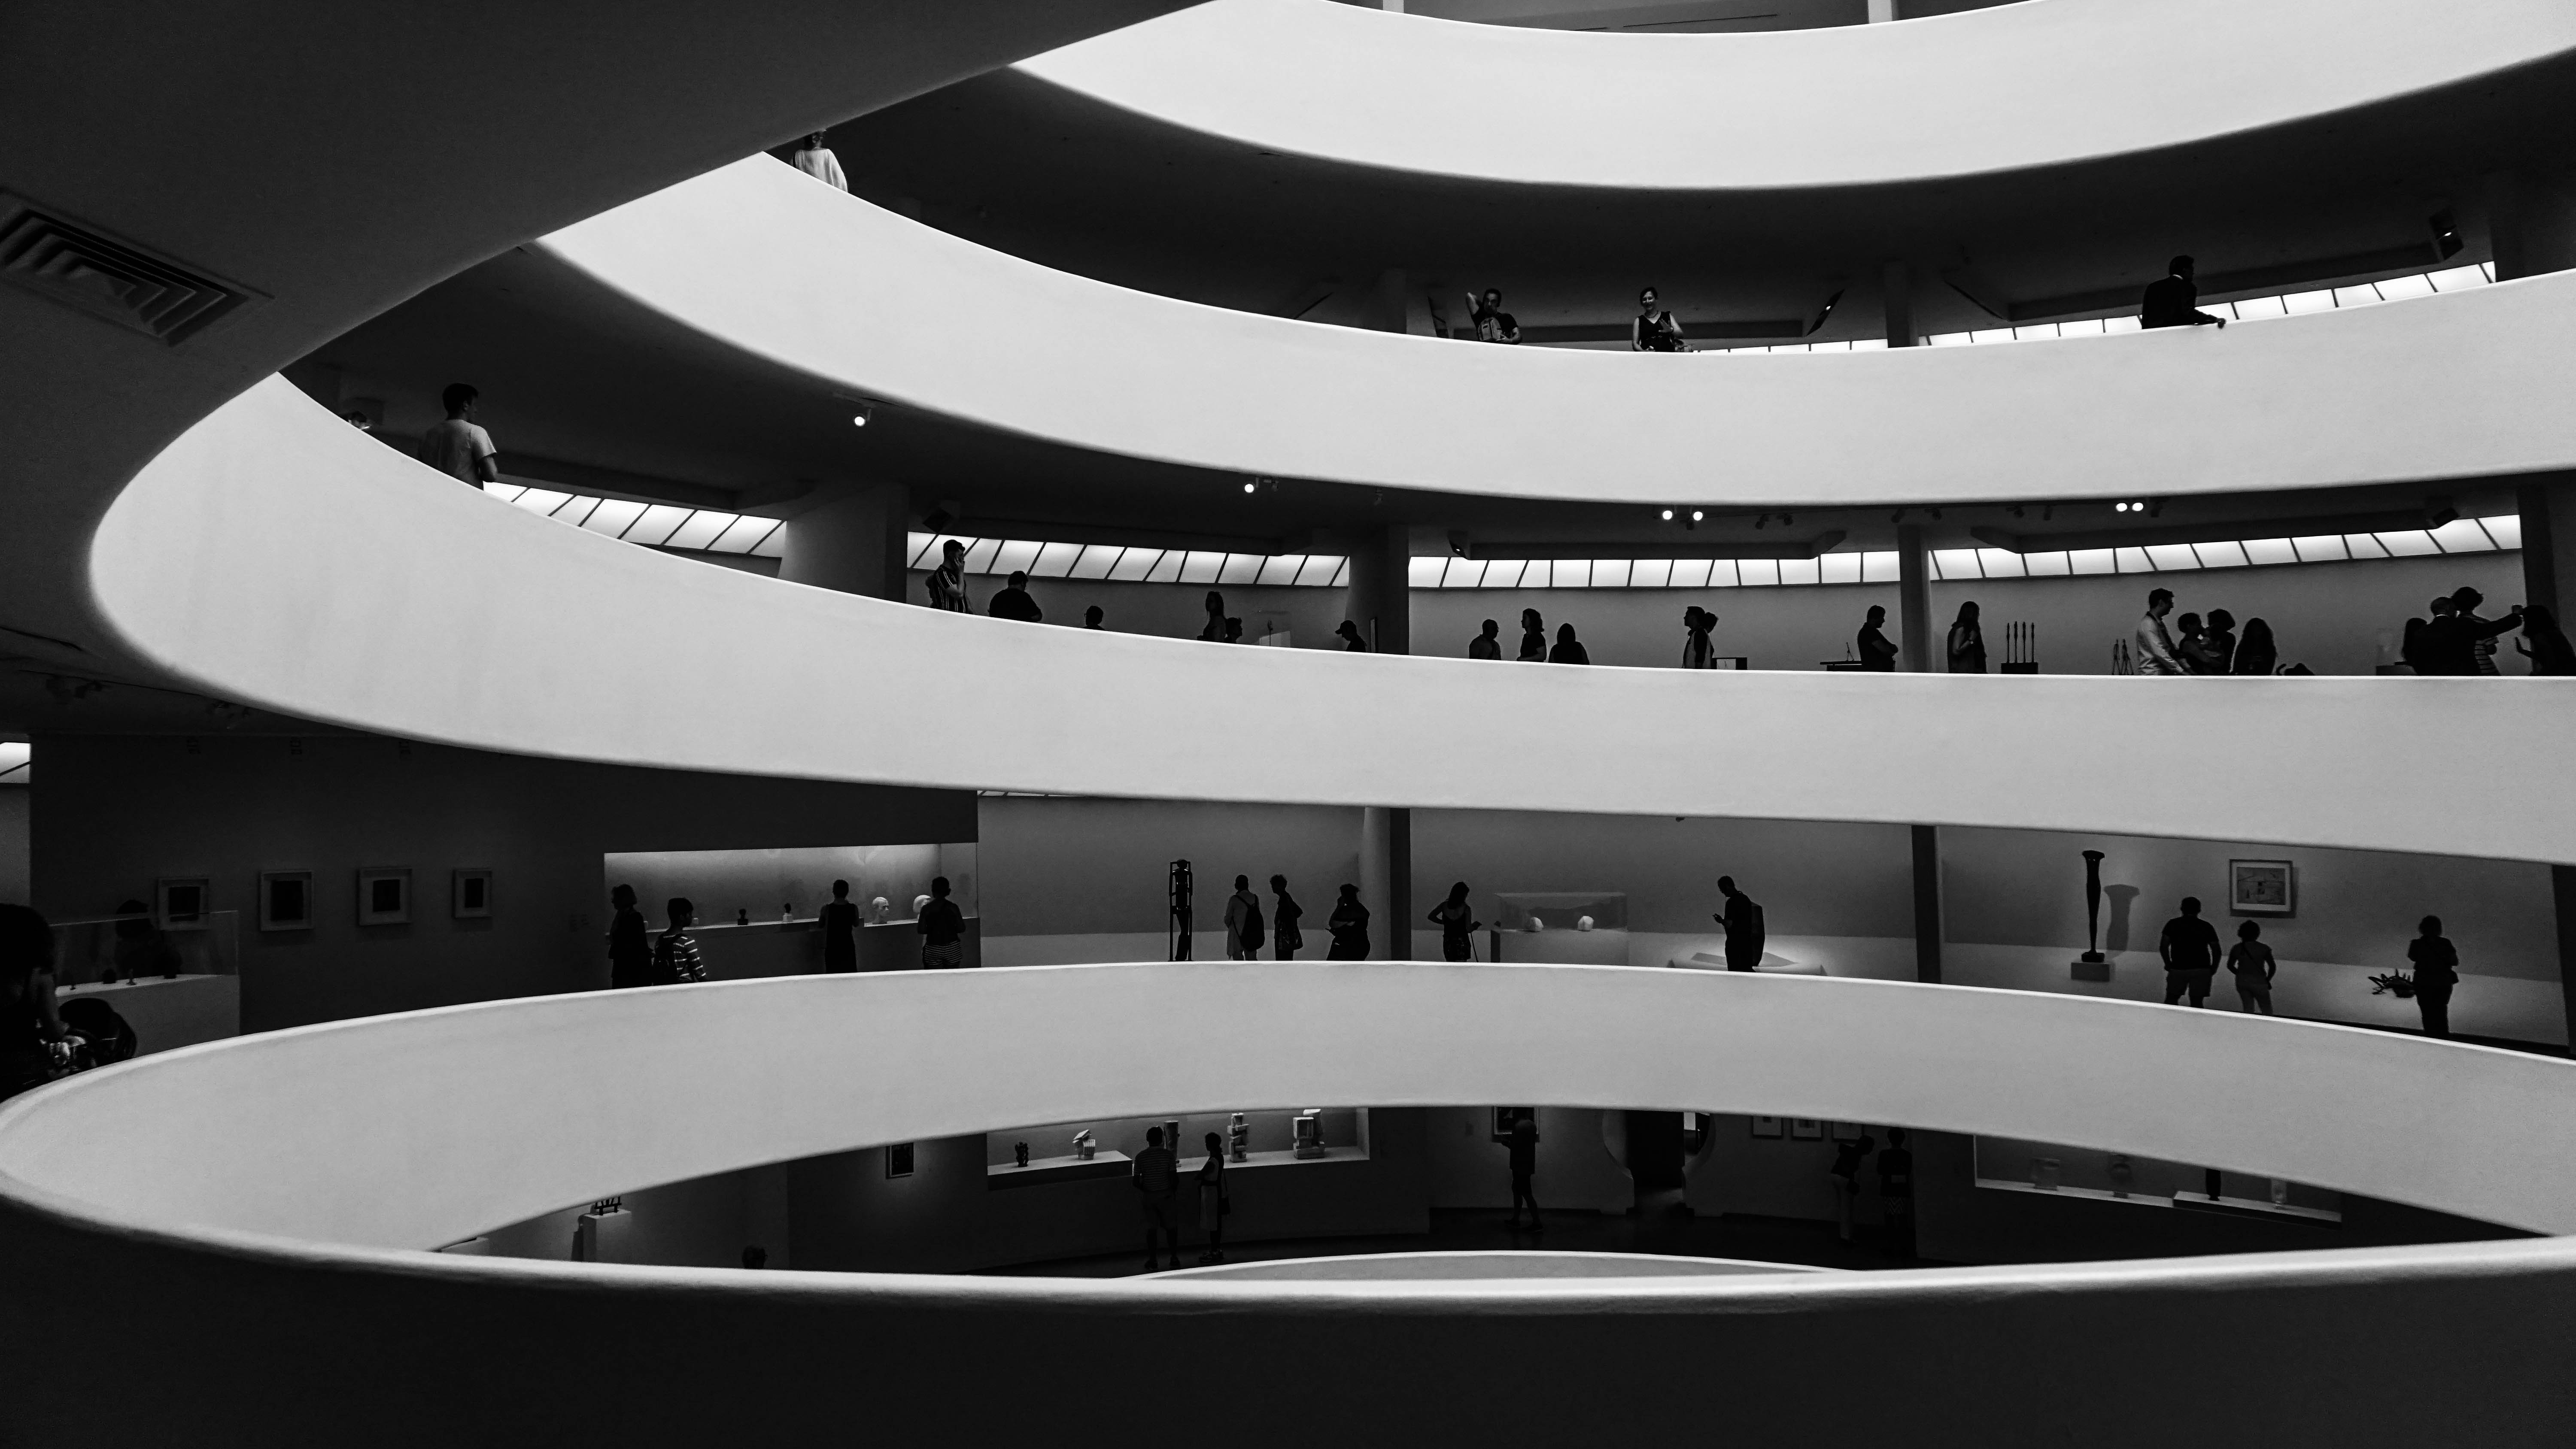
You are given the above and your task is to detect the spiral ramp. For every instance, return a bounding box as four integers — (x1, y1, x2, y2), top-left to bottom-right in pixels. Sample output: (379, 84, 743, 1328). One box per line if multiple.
(5, 2, 2576, 1443)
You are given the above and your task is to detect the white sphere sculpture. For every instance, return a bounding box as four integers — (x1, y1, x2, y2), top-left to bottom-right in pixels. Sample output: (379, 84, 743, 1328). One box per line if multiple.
(1527, 915, 1545, 932)
(1576, 915, 1596, 932)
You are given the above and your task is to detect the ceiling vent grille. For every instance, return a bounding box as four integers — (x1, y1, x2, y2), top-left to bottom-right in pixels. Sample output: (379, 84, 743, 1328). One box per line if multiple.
(0, 193, 256, 345)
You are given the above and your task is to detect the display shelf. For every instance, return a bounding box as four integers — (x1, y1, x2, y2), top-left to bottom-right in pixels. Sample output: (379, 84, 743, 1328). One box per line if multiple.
(52, 973, 240, 1055)
(987, 1150, 1132, 1191)
(1974, 1176, 2341, 1224)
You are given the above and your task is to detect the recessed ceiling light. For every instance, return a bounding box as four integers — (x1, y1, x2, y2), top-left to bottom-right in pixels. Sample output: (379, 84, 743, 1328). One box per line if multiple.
(1691, 510, 1704, 522)
(1661, 509, 1674, 521)
(1243, 482, 1255, 494)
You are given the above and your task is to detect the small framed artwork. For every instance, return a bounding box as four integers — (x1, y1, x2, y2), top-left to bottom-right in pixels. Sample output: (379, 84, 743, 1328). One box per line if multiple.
(1830, 1122, 1869, 1142)
(1790, 1119, 1825, 1141)
(156, 877, 211, 931)
(885, 1142, 916, 1179)
(355, 867, 412, 926)
(2229, 859, 2295, 917)
(452, 868, 494, 919)
(258, 871, 314, 932)
(1750, 1116, 1783, 1139)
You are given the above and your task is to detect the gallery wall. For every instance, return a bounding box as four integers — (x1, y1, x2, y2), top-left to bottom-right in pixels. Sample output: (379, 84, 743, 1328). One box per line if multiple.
(30, 734, 972, 1031)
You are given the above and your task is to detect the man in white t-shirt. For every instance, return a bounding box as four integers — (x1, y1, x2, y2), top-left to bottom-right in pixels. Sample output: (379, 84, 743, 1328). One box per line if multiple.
(790, 131, 847, 192)
(418, 382, 499, 487)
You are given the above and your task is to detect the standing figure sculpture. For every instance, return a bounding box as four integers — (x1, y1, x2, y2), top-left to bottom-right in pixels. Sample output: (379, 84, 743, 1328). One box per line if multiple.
(2081, 850, 2106, 964)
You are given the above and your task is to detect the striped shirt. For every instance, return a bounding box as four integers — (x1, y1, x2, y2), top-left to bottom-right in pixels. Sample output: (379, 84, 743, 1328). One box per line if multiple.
(656, 930, 705, 984)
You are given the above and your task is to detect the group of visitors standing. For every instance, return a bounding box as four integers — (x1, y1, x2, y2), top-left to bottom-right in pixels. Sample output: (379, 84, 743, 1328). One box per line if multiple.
(2134, 589, 2283, 675)
(1465, 609, 1589, 663)
(1131, 1123, 1234, 1269)
(1219, 875, 1372, 960)
(2158, 895, 2466, 1038)
(605, 876, 965, 982)
(1455, 285, 1692, 352)
(2400, 587, 2575, 675)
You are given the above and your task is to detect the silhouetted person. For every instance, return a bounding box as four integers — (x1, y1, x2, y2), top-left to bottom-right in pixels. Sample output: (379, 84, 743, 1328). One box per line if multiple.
(1548, 623, 1589, 664)
(1196, 1131, 1230, 1264)
(1270, 875, 1303, 961)
(1083, 604, 1106, 630)
(419, 382, 500, 487)
(2141, 255, 2227, 330)
(917, 876, 965, 969)
(1327, 884, 1371, 960)
(2227, 920, 2276, 1015)
(1516, 608, 1546, 661)
(1856, 605, 1898, 672)
(1464, 288, 1521, 345)
(2416, 591, 2518, 676)
(1682, 606, 1717, 669)
(2516, 604, 2576, 675)
(1222, 616, 1244, 644)
(1133, 1125, 1181, 1270)
(2234, 617, 2278, 676)
(790, 130, 846, 191)
(1428, 881, 1479, 962)
(818, 879, 860, 975)
(1200, 590, 1227, 641)
(1947, 601, 1986, 673)
(2452, 587, 2522, 676)
(2158, 896, 2221, 1006)
(1713, 875, 1765, 972)
(2408, 915, 2459, 1038)
(653, 897, 705, 984)
(1224, 874, 1263, 961)
(1877, 1128, 1916, 1258)
(741, 1245, 769, 1269)
(0, 905, 69, 1102)
(1631, 285, 1687, 352)
(1828, 1131, 1877, 1242)
(1506, 1116, 1544, 1231)
(1468, 619, 1502, 659)
(2174, 612, 2218, 675)
(987, 570, 1042, 623)
(2135, 588, 2184, 675)
(1337, 620, 1368, 652)
(607, 884, 651, 988)
(925, 539, 969, 612)
(2203, 608, 2239, 674)
(2400, 613, 2432, 673)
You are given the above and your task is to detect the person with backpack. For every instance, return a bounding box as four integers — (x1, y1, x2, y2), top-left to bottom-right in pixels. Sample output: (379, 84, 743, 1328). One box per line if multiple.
(652, 897, 705, 985)
(1224, 875, 1264, 961)
(1714, 876, 1766, 971)
(1270, 875, 1304, 961)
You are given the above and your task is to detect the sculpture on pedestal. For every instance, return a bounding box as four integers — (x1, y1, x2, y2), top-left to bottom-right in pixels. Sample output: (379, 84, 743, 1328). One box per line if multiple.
(2081, 850, 2107, 963)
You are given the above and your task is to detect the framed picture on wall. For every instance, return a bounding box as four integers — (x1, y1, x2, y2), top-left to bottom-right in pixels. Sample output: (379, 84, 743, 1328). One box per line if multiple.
(1750, 1116, 1783, 1139)
(258, 871, 314, 932)
(1491, 1106, 1537, 1142)
(1790, 1119, 1825, 1141)
(155, 877, 210, 931)
(885, 1142, 916, 1179)
(2229, 859, 2295, 917)
(1831, 1122, 1869, 1142)
(355, 867, 412, 926)
(452, 868, 494, 919)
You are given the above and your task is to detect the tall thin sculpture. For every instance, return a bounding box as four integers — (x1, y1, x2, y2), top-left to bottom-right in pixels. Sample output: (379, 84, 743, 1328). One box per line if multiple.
(2081, 850, 2107, 963)
(1169, 858, 1194, 961)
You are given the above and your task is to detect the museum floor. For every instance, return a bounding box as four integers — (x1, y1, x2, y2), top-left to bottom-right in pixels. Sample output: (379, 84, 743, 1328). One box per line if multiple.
(979, 1207, 1934, 1279)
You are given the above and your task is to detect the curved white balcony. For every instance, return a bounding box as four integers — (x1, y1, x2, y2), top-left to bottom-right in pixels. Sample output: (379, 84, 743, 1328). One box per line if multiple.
(1015, 0, 2576, 190)
(540, 157, 2576, 508)
(90, 378, 2576, 865)
(1, 964, 2570, 1441)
